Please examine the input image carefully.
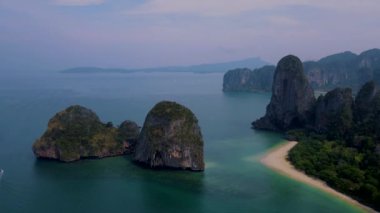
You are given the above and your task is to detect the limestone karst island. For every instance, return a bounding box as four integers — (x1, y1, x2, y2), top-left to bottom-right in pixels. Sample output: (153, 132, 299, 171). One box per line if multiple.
(251, 54, 380, 211)
(33, 101, 205, 171)
(134, 101, 204, 171)
(33, 105, 140, 161)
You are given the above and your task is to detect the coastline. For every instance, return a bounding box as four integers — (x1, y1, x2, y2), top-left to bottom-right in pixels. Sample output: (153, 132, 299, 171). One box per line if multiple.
(260, 141, 376, 213)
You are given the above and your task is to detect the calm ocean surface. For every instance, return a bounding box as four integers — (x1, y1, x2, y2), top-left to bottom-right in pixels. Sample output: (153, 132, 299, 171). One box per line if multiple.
(0, 72, 361, 212)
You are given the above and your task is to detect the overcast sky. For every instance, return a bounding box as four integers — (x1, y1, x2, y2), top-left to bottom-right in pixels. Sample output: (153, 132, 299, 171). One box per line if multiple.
(1, 0, 379, 71)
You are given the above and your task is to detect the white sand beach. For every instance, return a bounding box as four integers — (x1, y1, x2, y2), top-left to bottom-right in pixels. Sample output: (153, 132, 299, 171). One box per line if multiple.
(260, 141, 376, 213)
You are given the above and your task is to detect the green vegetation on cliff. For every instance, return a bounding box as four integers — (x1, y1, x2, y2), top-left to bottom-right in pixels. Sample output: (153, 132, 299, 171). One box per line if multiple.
(148, 101, 197, 123)
(33, 105, 139, 162)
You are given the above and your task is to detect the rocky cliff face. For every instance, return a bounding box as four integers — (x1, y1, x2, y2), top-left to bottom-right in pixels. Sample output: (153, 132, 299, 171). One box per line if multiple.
(355, 81, 379, 121)
(33, 105, 139, 162)
(314, 88, 354, 138)
(252, 55, 315, 131)
(223, 66, 275, 92)
(354, 81, 380, 138)
(306, 51, 358, 90)
(358, 49, 380, 85)
(223, 68, 253, 92)
(223, 48, 380, 93)
(118, 120, 140, 154)
(134, 101, 204, 171)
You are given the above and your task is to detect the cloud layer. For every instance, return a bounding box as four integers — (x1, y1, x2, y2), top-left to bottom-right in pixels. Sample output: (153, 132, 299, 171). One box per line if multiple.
(54, 0, 104, 6)
(126, 0, 380, 16)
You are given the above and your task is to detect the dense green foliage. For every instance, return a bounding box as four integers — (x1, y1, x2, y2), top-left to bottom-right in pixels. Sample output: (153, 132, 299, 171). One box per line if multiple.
(149, 101, 197, 122)
(288, 135, 380, 210)
(144, 101, 203, 147)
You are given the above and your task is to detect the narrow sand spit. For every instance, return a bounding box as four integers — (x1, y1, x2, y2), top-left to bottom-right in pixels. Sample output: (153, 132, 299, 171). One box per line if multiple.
(260, 141, 376, 213)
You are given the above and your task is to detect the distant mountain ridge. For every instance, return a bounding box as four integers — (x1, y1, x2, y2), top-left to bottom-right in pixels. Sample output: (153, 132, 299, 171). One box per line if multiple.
(61, 57, 268, 74)
(223, 48, 380, 93)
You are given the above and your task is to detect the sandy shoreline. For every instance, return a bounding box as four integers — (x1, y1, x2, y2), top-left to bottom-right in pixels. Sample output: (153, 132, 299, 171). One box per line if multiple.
(260, 141, 376, 213)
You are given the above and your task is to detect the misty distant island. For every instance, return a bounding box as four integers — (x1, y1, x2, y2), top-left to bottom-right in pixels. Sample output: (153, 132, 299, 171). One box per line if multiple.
(61, 57, 268, 74)
(223, 48, 380, 93)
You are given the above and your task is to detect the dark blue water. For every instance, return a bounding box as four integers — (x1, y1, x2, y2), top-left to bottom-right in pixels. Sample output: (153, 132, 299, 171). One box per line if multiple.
(0, 72, 361, 212)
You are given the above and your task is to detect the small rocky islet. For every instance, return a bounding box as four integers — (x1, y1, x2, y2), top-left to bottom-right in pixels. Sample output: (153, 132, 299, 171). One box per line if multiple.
(32, 105, 140, 162)
(32, 102, 205, 171)
(134, 101, 204, 171)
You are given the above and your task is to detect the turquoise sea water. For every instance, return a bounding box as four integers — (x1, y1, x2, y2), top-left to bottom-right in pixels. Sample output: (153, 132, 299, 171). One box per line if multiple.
(0, 72, 362, 213)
